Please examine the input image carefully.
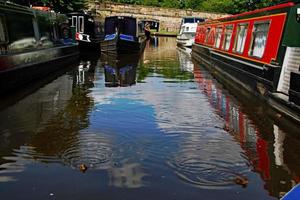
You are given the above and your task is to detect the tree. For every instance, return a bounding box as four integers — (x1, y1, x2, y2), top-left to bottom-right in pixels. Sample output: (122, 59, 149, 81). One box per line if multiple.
(200, 0, 233, 14)
(10, 0, 88, 13)
(223, 0, 282, 14)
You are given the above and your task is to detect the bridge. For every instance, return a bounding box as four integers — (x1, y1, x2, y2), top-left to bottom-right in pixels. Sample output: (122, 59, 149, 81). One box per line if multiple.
(88, 2, 229, 33)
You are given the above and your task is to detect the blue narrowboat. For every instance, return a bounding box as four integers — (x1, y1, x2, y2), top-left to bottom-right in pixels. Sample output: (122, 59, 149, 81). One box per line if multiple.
(100, 16, 146, 54)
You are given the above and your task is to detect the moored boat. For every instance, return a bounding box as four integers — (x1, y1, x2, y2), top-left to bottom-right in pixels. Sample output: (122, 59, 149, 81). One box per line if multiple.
(67, 12, 104, 51)
(191, 1, 300, 122)
(0, 1, 79, 95)
(177, 17, 205, 48)
(100, 16, 146, 54)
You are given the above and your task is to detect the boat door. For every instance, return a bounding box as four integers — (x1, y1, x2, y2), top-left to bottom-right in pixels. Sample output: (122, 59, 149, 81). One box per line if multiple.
(277, 47, 300, 94)
(71, 15, 84, 33)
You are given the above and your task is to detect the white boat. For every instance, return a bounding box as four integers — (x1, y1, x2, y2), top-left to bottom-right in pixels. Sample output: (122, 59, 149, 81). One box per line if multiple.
(176, 17, 205, 48)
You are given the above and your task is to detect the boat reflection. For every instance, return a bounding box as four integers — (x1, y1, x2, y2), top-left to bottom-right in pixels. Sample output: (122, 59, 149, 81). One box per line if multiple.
(177, 48, 193, 72)
(101, 53, 139, 87)
(74, 54, 99, 88)
(193, 63, 300, 198)
(0, 56, 99, 182)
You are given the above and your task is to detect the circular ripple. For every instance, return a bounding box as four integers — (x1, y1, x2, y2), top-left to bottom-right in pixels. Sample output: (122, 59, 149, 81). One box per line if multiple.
(61, 133, 113, 170)
(168, 157, 249, 189)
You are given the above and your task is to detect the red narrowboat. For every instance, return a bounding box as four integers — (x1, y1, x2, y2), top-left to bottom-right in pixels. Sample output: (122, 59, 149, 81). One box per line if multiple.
(192, 1, 300, 122)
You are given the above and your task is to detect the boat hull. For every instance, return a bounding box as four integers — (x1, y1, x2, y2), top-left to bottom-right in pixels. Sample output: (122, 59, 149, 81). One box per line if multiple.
(176, 38, 194, 48)
(101, 35, 146, 54)
(192, 43, 300, 122)
(0, 44, 79, 95)
(78, 40, 101, 51)
(192, 43, 280, 94)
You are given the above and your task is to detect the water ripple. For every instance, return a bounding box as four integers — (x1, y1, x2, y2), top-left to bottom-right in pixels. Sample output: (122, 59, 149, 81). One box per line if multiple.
(60, 132, 113, 169)
(167, 132, 249, 189)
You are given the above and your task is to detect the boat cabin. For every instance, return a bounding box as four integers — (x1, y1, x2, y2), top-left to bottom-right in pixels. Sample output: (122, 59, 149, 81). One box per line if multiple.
(68, 12, 104, 44)
(0, 1, 78, 94)
(0, 1, 71, 58)
(177, 17, 205, 48)
(104, 16, 144, 39)
(180, 17, 205, 33)
(193, 0, 300, 114)
(101, 16, 146, 54)
(194, 2, 300, 67)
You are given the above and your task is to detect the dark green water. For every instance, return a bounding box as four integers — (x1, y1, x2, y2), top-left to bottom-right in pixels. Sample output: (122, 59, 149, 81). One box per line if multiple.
(0, 37, 299, 200)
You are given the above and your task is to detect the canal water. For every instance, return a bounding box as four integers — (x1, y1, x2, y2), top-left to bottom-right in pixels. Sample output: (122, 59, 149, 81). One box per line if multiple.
(0, 37, 300, 200)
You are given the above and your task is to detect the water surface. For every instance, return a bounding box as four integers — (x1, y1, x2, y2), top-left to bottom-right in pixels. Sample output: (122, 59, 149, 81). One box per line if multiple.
(0, 37, 300, 200)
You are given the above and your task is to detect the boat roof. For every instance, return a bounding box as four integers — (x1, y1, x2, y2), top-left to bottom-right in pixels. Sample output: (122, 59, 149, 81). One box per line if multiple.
(68, 11, 92, 16)
(0, 0, 33, 14)
(106, 16, 136, 19)
(183, 16, 203, 19)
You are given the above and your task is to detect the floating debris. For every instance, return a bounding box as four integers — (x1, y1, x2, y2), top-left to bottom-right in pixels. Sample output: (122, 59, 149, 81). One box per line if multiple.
(79, 164, 88, 173)
(234, 176, 249, 188)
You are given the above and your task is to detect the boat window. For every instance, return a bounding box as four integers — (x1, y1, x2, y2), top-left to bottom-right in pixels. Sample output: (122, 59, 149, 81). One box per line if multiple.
(249, 21, 270, 58)
(233, 23, 248, 54)
(195, 18, 205, 23)
(222, 25, 233, 51)
(204, 27, 211, 43)
(78, 16, 84, 33)
(123, 17, 136, 36)
(5, 13, 37, 52)
(214, 27, 222, 48)
(0, 16, 7, 43)
(72, 16, 77, 32)
(184, 18, 195, 23)
(105, 17, 118, 35)
(37, 13, 54, 47)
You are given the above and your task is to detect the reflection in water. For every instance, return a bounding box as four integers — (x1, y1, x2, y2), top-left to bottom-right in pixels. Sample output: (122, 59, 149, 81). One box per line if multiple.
(101, 54, 139, 87)
(0, 37, 299, 200)
(109, 161, 147, 188)
(0, 55, 98, 180)
(193, 61, 300, 197)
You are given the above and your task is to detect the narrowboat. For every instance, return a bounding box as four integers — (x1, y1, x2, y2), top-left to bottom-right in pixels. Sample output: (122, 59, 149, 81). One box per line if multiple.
(0, 1, 79, 95)
(100, 16, 146, 54)
(101, 53, 139, 87)
(177, 17, 205, 48)
(68, 12, 104, 51)
(192, 1, 300, 122)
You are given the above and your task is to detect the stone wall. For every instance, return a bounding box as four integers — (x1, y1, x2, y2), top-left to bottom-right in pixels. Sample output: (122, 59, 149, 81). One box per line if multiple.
(88, 2, 229, 32)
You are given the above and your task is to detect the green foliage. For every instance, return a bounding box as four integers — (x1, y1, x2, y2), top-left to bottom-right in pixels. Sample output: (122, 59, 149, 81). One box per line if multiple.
(105, 0, 283, 14)
(10, 0, 88, 13)
(11, 0, 284, 14)
(201, 0, 233, 13)
(227, 0, 282, 14)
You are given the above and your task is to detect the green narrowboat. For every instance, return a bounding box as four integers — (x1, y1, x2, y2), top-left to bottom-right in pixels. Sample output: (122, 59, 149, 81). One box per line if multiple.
(0, 1, 79, 94)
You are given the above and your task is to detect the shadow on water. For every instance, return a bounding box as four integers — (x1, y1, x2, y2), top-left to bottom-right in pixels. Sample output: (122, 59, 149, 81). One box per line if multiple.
(0, 37, 299, 200)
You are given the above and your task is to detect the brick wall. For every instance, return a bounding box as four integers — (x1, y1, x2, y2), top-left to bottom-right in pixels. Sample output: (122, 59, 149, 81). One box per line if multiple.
(88, 2, 229, 32)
